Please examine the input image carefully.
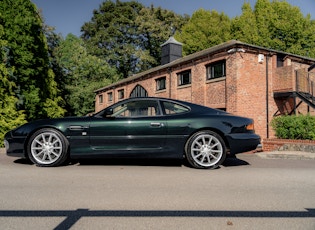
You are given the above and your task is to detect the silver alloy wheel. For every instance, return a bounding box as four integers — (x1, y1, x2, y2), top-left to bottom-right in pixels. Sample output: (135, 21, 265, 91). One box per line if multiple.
(30, 132, 63, 165)
(190, 134, 223, 167)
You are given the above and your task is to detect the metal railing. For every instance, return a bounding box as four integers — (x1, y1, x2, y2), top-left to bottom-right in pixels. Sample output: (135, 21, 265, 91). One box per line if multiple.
(296, 71, 315, 105)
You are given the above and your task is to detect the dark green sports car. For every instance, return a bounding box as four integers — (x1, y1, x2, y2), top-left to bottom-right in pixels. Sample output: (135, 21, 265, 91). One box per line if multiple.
(4, 97, 260, 169)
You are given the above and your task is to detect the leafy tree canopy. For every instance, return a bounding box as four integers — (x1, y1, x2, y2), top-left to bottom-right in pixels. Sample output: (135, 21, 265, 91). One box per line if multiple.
(175, 9, 231, 55)
(0, 0, 65, 120)
(81, 0, 188, 77)
(244, 0, 315, 57)
(0, 23, 27, 147)
(54, 34, 119, 116)
(175, 0, 315, 58)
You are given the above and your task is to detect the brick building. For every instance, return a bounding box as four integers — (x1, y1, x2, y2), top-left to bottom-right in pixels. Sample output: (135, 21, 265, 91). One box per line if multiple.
(94, 39, 315, 140)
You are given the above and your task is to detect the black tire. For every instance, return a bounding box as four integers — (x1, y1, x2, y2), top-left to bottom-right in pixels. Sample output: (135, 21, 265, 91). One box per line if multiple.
(185, 130, 226, 169)
(27, 128, 69, 167)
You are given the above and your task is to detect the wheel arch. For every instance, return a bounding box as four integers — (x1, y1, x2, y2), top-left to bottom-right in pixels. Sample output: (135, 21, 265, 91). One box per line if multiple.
(184, 128, 230, 154)
(23, 126, 69, 157)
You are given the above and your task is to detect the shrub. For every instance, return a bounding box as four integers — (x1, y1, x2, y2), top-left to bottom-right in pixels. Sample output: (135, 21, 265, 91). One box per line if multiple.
(271, 114, 315, 140)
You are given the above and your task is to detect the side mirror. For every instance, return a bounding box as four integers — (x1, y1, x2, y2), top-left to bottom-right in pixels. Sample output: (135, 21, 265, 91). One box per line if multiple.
(104, 108, 114, 117)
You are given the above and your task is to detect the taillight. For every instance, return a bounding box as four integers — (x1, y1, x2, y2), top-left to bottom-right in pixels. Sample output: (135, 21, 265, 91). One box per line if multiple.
(246, 123, 254, 131)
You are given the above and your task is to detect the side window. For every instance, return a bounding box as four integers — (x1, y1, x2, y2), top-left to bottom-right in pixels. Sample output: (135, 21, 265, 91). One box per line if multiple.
(112, 100, 160, 117)
(162, 101, 190, 115)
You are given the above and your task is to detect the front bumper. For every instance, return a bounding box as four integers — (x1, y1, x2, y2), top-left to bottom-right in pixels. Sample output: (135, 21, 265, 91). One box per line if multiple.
(4, 131, 26, 158)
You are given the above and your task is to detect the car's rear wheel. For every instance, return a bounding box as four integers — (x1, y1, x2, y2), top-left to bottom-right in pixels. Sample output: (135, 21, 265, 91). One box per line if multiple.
(27, 128, 69, 167)
(185, 130, 226, 169)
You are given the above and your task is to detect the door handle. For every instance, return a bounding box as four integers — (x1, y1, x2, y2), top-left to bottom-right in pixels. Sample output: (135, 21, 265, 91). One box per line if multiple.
(150, 122, 164, 127)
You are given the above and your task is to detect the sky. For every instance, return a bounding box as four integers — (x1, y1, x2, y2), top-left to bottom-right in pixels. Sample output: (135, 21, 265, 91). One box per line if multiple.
(31, 0, 315, 37)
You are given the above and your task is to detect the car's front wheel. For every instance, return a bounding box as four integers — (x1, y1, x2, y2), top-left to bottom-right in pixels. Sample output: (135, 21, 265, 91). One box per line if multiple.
(185, 130, 226, 169)
(27, 128, 69, 167)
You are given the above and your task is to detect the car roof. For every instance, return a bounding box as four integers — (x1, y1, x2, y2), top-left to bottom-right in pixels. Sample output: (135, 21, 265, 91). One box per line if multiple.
(112, 97, 227, 115)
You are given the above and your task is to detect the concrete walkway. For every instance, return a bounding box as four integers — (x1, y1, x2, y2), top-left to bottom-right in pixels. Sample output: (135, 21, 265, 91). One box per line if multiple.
(256, 150, 315, 160)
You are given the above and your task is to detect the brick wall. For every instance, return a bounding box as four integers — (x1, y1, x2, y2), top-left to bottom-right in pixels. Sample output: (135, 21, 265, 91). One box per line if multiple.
(273, 66, 295, 92)
(233, 52, 270, 137)
(263, 138, 315, 152)
(94, 42, 314, 140)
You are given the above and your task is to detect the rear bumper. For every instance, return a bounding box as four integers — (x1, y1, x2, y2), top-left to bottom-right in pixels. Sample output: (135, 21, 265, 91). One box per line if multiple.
(226, 133, 261, 154)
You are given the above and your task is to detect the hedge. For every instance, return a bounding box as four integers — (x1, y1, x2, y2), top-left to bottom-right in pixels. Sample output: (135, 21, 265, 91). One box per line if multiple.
(271, 114, 315, 140)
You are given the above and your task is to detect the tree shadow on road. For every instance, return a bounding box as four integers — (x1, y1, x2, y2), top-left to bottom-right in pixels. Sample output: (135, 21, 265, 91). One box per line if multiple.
(1, 208, 314, 230)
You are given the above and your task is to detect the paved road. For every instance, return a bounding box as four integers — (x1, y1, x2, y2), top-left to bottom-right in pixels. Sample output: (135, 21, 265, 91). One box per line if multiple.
(0, 150, 314, 230)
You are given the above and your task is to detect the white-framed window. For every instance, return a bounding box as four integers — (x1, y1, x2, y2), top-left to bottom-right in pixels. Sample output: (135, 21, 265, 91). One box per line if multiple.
(108, 92, 113, 102)
(206, 60, 226, 80)
(178, 70, 191, 86)
(156, 77, 166, 91)
(99, 94, 103, 104)
(118, 89, 124, 99)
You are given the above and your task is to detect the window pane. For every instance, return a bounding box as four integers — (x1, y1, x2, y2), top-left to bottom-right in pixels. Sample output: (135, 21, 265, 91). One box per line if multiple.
(99, 95, 103, 104)
(156, 77, 166, 90)
(163, 101, 189, 114)
(118, 89, 124, 99)
(178, 71, 191, 86)
(108, 92, 113, 102)
(207, 61, 226, 79)
(112, 100, 160, 117)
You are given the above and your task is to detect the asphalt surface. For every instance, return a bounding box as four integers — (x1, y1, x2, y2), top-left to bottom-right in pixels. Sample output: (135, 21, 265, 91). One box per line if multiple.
(2, 148, 315, 160)
(0, 148, 314, 230)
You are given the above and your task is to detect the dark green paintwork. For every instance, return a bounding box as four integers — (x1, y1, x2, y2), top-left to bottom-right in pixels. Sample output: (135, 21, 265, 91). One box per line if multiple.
(5, 97, 261, 159)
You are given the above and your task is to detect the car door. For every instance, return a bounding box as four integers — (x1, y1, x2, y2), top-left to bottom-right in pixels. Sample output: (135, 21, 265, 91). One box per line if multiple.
(89, 99, 167, 156)
(161, 100, 192, 153)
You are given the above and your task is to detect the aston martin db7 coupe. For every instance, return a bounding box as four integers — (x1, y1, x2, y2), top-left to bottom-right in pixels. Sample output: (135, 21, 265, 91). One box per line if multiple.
(4, 97, 260, 169)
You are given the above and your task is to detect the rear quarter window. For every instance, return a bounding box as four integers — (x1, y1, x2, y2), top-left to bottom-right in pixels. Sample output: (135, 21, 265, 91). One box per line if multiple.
(162, 101, 190, 115)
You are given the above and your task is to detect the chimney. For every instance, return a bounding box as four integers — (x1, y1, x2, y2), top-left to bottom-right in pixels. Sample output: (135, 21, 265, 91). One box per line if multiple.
(161, 36, 183, 65)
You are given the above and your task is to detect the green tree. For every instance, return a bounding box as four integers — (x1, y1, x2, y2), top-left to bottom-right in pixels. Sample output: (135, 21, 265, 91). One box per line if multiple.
(175, 9, 231, 55)
(270, 1, 315, 57)
(231, 2, 259, 45)
(54, 34, 118, 116)
(82, 0, 144, 77)
(0, 0, 65, 120)
(252, 0, 274, 48)
(231, 0, 315, 58)
(43, 22, 65, 96)
(174, 1, 315, 58)
(81, 0, 188, 77)
(0, 23, 26, 147)
(136, 6, 189, 68)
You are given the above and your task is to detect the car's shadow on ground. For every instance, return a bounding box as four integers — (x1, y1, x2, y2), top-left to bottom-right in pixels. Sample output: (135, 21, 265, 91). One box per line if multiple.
(72, 155, 250, 168)
(76, 158, 184, 167)
(222, 155, 250, 167)
(13, 155, 250, 168)
(13, 158, 33, 165)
